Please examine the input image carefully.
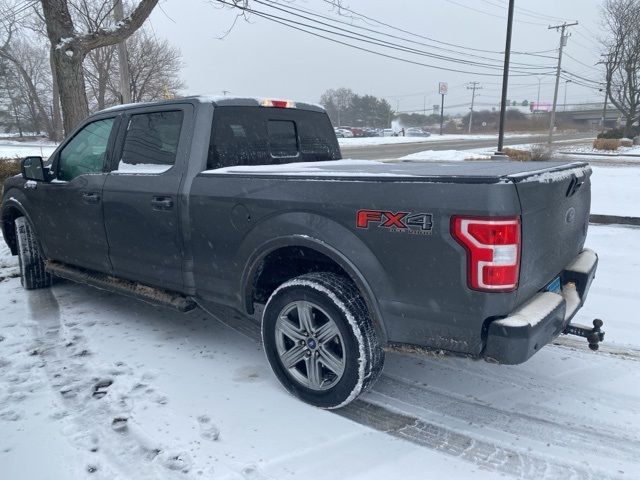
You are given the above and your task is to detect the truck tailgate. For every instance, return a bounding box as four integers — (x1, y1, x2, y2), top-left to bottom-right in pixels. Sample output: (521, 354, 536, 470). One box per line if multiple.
(508, 162, 591, 305)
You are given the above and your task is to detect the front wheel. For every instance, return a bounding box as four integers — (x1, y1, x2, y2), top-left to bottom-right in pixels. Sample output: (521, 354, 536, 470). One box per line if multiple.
(15, 216, 52, 290)
(262, 272, 384, 409)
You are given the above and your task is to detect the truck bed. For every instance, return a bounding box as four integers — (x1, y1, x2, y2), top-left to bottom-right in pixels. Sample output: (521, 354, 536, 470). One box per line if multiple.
(203, 159, 589, 183)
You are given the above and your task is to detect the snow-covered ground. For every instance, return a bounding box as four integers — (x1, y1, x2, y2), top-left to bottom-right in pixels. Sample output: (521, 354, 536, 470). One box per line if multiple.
(0, 140, 58, 159)
(1, 222, 639, 480)
(1, 138, 640, 479)
(590, 166, 640, 217)
(561, 144, 640, 156)
(398, 149, 491, 161)
(338, 133, 536, 148)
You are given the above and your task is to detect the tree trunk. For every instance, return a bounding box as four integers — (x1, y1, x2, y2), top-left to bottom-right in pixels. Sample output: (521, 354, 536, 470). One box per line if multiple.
(50, 48, 89, 134)
(50, 47, 63, 142)
(624, 111, 637, 137)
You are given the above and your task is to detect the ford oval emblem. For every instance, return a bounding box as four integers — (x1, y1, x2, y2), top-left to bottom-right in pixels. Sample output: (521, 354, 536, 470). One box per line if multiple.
(565, 207, 576, 224)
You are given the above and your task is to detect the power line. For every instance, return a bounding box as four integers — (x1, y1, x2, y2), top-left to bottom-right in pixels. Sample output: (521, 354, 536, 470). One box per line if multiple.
(318, 0, 551, 57)
(255, 0, 553, 71)
(217, 1, 555, 77)
(443, 0, 547, 26)
(563, 52, 601, 71)
(260, 0, 551, 68)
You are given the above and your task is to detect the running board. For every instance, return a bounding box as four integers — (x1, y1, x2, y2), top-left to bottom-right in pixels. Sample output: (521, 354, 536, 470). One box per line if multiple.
(45, 261, 196, 312)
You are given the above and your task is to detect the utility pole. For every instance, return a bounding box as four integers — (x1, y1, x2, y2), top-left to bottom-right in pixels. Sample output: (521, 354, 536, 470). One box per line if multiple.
(467, 81, 482, 134)
(536, 76, 542, 112)
(496, 0, 515, 155)
(114, 0, 131, 104)
(547, 21, 578, 144)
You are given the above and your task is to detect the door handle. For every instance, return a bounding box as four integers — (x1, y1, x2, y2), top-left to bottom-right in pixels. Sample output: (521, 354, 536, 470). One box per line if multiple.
(81, 192, 100, 205)
(151, 196, 174, 211)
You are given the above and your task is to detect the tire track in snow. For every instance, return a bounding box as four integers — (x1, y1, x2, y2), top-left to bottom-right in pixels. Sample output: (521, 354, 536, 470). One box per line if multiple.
(337, 401, 619, 480)
(206, 304, 629, 480)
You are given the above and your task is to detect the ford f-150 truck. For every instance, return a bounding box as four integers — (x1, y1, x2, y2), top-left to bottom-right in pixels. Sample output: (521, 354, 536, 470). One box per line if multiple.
(1, 96, 601, 409)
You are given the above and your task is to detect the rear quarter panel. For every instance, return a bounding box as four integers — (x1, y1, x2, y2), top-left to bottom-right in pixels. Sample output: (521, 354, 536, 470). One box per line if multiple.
(189, 173, 523, 355)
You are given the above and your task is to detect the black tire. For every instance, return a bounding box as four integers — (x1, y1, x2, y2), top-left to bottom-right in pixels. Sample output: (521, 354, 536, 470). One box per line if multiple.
(262, 272, 384, 409)
(15, 216, 52, 290)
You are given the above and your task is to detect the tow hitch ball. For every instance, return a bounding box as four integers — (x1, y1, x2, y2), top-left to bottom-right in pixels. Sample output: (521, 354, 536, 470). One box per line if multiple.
(563, 319, 605, 351)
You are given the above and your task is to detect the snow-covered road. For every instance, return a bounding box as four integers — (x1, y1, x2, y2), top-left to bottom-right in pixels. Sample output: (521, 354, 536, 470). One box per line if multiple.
(1, 221, 639, 479)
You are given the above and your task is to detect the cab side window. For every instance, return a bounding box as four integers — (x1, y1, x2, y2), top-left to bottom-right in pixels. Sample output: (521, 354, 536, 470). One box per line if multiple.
(58, 118, 115, 181)
(117, 110, 183, 173)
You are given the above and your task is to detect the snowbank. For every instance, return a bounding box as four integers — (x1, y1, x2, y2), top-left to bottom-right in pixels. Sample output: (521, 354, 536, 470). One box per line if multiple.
(0, 140, 58, 159)
(561, 144, 640, 156)
(399, 149, 491, 161)
(338, 133, 535, 148)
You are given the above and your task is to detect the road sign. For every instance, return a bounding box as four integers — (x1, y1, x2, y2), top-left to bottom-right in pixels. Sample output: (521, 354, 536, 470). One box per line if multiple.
(439, 82, 448, 95)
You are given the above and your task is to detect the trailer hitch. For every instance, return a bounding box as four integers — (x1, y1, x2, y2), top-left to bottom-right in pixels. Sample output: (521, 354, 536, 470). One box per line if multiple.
(563, 319, 605, 351)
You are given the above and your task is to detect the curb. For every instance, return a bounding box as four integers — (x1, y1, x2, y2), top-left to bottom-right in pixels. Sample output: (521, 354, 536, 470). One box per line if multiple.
(559, 151, 640, 158)
(590, 214, 640, 226)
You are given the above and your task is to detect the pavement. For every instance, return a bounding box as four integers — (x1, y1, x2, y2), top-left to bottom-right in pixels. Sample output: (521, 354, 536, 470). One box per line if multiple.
(341, 132, 595, 160)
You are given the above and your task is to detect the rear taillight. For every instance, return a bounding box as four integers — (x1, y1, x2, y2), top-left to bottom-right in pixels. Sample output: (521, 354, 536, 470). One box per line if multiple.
(451, 216, 521, 292)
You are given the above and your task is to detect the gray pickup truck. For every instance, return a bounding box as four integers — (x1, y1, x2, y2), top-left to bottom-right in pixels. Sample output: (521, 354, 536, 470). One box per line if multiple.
(1, 96, 601, 408)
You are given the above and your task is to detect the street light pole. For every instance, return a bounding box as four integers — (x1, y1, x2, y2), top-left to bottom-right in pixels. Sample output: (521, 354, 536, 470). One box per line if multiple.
(563, 79, 572, 111)
(496, 0, 515, 155)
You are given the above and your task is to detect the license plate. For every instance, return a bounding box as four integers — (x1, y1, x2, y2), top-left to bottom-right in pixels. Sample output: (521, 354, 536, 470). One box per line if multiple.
(545, 276, 562, 294)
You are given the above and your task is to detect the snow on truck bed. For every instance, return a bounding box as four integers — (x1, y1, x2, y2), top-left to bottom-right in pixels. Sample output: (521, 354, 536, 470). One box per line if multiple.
(204, 159, 588, 181)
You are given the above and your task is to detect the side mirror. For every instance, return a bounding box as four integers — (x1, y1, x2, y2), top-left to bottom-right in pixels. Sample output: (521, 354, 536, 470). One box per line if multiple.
(21, 156, 46, 182)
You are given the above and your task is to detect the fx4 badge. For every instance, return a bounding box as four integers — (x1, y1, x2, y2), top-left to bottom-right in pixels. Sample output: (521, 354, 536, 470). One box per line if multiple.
(356, 209, 433, 235)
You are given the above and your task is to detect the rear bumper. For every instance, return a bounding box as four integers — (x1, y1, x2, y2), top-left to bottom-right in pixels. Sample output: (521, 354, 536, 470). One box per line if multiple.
(483, 248, 598, 365)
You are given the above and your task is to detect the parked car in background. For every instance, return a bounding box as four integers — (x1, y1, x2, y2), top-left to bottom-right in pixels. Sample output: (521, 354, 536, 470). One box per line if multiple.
(334, 128, 353, 138)
(382, 128, 396, 137)
(406, 127, 431, 137)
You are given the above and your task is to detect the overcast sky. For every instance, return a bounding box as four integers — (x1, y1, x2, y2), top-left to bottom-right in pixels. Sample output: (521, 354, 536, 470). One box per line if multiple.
(148, 0, 604, 114)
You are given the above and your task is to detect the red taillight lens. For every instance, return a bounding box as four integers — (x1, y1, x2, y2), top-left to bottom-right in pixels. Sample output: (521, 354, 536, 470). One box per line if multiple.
(451, 216, 521, 292)
(259, 99, 296, 108)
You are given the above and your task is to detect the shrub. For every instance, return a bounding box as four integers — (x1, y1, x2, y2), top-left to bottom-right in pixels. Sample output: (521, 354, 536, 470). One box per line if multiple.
(593, 138, 620, 151)
(0, 159, 22, 202)
(620, 138, 633, 147)
(530, 144, 554, 161)
(597, 128, 624, 139)
(502, 148, 531, 161)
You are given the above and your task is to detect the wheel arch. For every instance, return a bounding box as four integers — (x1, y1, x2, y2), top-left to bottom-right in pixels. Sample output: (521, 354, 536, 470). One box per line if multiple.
(1, 194, 37, 256)
(242, 234, 389, 344)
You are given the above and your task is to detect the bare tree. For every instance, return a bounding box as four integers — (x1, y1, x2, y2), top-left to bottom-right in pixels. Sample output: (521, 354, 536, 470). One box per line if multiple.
(84, 28, 184, 111)
(320, 88, 354, 126)
(40, 0, 159, 133)
(0, 23, 55, 138)
(125, 30, 184, 102)
(602, 0, 640, 137)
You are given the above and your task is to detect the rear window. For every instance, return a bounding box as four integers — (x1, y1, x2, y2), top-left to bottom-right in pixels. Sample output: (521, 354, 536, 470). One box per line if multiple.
(268, 120, 298, 158)
(207, 107, 340, 170)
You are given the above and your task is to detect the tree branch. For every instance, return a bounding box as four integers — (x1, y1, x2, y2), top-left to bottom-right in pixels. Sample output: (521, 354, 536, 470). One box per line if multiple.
(77, 0, 159, 52)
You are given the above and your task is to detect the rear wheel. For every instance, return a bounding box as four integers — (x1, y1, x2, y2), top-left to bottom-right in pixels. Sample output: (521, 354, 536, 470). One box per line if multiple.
(15, 216, 52, 290)
(262, 272, 384, 409)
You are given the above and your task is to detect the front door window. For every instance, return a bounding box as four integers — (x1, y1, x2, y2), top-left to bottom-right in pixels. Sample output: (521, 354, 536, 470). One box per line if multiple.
(58, 118, 115, 181)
